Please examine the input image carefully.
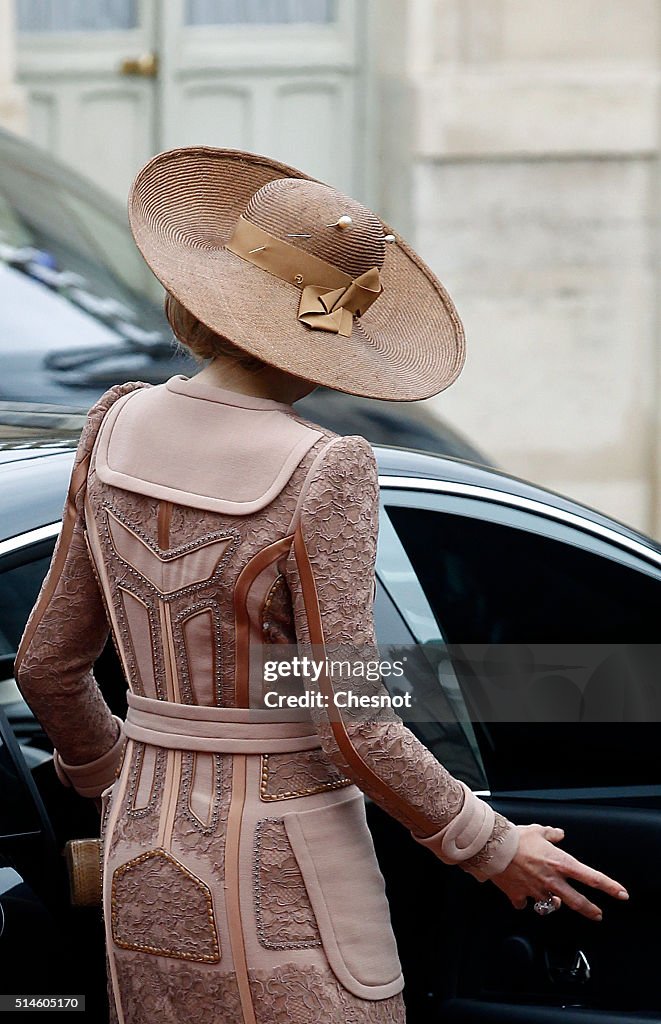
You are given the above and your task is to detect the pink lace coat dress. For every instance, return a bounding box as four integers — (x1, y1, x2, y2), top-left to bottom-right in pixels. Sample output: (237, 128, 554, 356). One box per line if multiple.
(15, 374, 520, 1024)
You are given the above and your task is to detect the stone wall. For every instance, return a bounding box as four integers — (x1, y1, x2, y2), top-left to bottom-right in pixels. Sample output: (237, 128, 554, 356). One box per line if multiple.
(377, 0, 661, 537)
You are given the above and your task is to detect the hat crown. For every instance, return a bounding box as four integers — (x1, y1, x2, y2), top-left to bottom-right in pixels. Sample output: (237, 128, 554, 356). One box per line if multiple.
(242, 178, 386, 279)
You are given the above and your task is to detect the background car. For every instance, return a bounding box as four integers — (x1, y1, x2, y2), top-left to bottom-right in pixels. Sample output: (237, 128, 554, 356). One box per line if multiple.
(0, 127, 488, 466)
(1, 413, 659, 1022)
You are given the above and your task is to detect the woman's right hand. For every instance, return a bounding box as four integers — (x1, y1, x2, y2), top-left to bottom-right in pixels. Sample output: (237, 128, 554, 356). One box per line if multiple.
(490, 823, 629, 921)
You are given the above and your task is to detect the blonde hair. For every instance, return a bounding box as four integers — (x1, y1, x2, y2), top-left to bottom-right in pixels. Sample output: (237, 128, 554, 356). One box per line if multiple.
(164, 293, 266, 371)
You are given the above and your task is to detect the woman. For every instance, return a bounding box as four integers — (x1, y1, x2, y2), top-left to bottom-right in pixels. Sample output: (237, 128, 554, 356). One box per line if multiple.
(15, 147, 628, 1024)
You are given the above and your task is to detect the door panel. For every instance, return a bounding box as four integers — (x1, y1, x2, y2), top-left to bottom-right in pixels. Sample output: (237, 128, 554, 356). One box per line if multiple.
(184, 1, 336, 25)
(443, 796, 661, 1020)
(16, 0, 158, 202)
(375, 488, 661, 1021)
(369, 790, 661, 1022)
(161, 0, 368, 196)
(17, 1, 139, 33)
(443, 1003, 661, 1023)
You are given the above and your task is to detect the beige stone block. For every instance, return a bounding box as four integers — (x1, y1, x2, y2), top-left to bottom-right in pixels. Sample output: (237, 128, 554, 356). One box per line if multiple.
(423, 0, 660, 67)
(414, 158, 658, 537)
(499, 0, 661, 64)
(415, 70, 659, 157)
(415, 157, 652, 273)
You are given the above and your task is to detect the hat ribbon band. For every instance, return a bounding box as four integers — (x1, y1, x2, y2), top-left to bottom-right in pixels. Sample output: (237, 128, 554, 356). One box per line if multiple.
(225, 216, 382, 338)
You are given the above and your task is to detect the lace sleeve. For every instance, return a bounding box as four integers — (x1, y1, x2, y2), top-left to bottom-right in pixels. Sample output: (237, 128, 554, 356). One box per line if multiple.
(14, 382, 149, 798)
(283, 434, 519, 881)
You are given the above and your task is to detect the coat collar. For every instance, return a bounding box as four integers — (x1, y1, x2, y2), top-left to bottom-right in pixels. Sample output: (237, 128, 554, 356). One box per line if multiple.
(165, 374, 295, 413)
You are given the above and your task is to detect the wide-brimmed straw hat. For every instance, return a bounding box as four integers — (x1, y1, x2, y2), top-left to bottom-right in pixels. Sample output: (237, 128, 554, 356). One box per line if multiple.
(128, 147, 465, 401)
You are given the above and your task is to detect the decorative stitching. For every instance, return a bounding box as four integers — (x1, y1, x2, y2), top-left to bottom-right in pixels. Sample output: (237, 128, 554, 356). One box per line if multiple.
(102, 500, 240, 602)
(106, 503, 237, 561)
(116, 582, 166, 699)
(253, 818, 322, 951)
(179, 751, 223, 835)
(126, 742, 166, 820)
(172, 600, 223, 705)
(262, 573, 284, 625)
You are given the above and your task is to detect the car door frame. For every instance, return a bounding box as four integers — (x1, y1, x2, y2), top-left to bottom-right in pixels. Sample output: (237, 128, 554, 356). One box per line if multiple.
(376, 473, 661, 1022)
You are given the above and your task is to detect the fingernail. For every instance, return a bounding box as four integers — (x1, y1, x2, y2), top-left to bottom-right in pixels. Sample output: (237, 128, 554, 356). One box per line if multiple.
(595, 912, 603, 921)
(617, 890, 629, 900)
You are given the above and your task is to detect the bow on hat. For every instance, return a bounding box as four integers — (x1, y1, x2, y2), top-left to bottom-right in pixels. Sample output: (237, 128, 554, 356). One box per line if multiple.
(297, 267, 382, 338)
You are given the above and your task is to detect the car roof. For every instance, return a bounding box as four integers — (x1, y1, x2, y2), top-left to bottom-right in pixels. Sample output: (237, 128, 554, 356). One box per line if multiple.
(374, 444, 661, 557)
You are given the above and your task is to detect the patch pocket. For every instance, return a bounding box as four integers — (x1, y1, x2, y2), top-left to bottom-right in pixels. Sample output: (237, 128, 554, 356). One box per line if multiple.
(283, 791, 404, 1000)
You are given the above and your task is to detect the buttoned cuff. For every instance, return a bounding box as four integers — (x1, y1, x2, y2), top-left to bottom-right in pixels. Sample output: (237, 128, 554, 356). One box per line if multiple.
(410, 781, 496, 864)
(53, 716, 126, 798)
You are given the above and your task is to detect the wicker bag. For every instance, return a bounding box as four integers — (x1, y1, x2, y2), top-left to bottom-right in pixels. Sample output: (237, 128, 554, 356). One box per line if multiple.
(64, 838, 103, 907)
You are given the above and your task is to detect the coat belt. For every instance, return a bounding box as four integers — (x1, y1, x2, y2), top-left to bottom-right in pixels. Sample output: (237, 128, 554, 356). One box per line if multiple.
(122, 690, 321, 753)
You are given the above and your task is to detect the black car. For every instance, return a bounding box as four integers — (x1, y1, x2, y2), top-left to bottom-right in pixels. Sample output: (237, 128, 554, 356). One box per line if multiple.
(0, 127, 487, 465)
(1, 414, 660, 1022)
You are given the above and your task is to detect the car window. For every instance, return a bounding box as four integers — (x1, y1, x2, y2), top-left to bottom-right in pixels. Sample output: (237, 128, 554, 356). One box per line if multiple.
(375, 509, 488, 790)
(382, 490, 661, 793)
(0, 537, 130, 742)
(0, 550, 52, 658)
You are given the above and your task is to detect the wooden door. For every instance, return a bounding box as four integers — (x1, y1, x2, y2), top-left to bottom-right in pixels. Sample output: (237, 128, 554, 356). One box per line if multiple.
(16, 0, 159, 202)
(16, 0, 371, 204)
(158, 0, 371, 197)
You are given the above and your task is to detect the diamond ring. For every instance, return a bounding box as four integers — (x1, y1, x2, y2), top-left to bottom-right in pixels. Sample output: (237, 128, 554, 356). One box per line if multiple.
(533, 892, 561, 916)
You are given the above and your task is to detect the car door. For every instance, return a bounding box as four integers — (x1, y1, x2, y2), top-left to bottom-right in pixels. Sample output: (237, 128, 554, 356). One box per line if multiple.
(0, 529, 121, 1014)
(374, 483, 661, 1023)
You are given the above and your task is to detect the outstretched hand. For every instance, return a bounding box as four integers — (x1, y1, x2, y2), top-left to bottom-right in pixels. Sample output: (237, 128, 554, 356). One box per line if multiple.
(490, 823, 629, 921)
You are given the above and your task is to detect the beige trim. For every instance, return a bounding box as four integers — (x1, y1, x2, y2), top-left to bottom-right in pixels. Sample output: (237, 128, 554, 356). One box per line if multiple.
(225, 753, 257, 1024)
(118, 586, 156, 696)
(158, 603, 178, 703)
(162, 749, 182, 851)
(102, 739, 134, 1024)
(187, 752, 215, 827)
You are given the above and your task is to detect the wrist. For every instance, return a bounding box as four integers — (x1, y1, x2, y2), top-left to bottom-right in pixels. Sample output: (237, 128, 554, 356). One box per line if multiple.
(53, 716, 126, 799)
(462, 817, 522, 881)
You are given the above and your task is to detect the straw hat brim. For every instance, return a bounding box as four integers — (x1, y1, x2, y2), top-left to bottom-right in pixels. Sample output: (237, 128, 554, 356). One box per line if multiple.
(128, 147, 465, 402)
